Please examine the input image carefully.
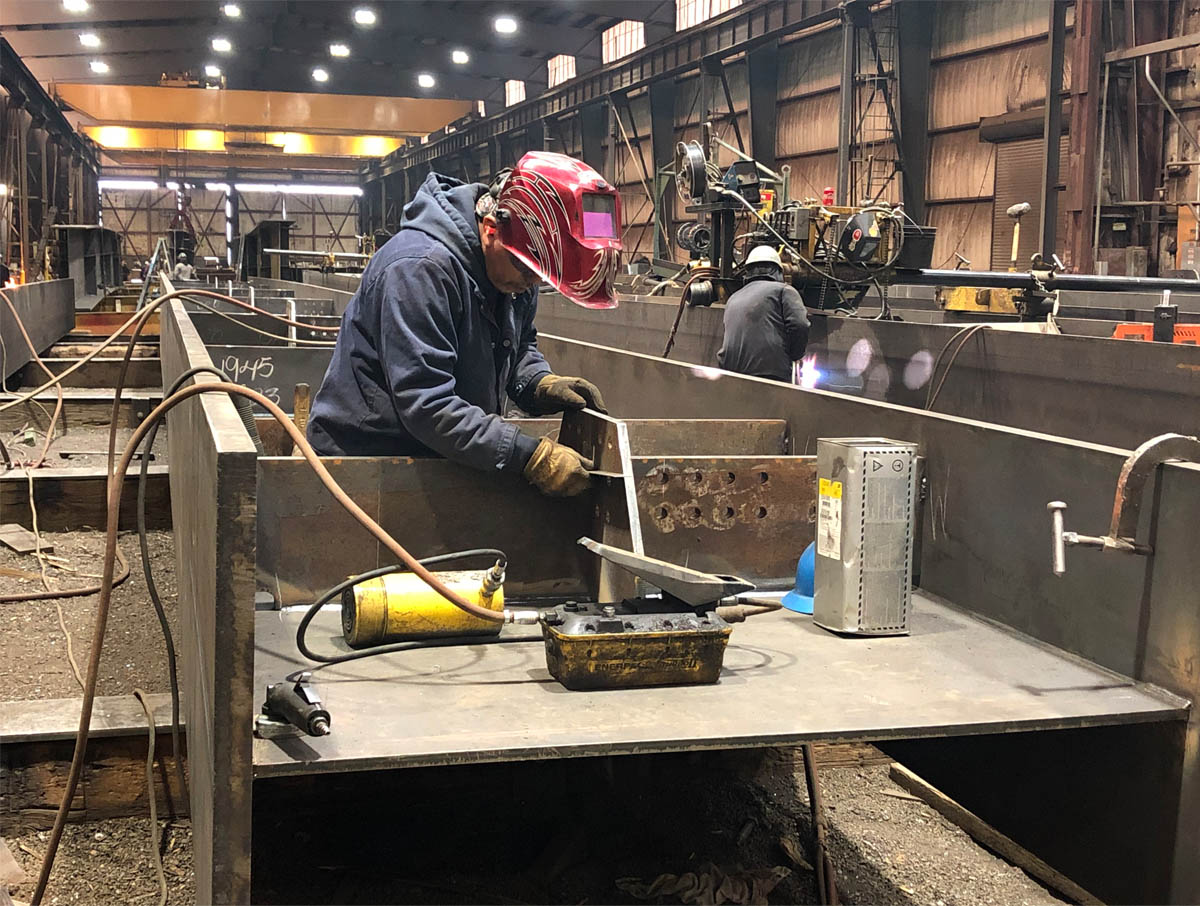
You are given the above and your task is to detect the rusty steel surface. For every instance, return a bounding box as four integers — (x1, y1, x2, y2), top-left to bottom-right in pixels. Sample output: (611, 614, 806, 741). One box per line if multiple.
(634, 456, 817, 587)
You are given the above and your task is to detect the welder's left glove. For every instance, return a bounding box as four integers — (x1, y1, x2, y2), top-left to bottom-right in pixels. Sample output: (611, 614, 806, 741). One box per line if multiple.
(531, 374, 608, 414)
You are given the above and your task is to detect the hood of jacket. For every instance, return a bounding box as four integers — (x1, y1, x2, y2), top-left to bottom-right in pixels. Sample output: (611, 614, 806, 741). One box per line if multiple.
(401, 170, 494, 293)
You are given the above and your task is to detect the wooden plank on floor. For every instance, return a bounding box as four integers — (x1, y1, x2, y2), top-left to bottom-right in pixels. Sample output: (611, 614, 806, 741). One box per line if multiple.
(47, 343, 159, 359)
(15, 358, 162, 389)
(888, 763, 1103, 905)
(0, 390, 161, 432)
(0, 465, 171, 532)
(0, 523, 50, 553)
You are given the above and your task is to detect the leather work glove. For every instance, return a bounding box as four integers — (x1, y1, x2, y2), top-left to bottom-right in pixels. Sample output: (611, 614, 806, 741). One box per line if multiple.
(523, 437, 595, 497)
(532, 374, 608, 415)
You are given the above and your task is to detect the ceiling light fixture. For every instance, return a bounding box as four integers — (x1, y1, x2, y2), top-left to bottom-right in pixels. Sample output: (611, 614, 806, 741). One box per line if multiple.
(78, 32, 101, 48)
(329, 42, 350, 57)
(451, 49, 469, 65)
(417, 72, 435, 88)
(493, 15, 518, 34)
(222, 3, 241, 17)
(88, 59, 109, 74)
(312, 67, 329, 82)
(97, 179, 158, 191)
(62, 0, 89, 12)
(353, 8, 376, 26)
(234, 182, 363, 196)
(211, 37, 232, 53)
(204, 63, 221, 78)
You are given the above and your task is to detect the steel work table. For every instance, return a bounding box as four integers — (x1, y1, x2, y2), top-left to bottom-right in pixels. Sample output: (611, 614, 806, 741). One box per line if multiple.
(252, 591, 1188, 777)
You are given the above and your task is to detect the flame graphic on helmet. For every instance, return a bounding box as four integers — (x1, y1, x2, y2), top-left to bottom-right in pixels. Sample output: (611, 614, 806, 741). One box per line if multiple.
(571, 247, 619, 299)
(501, 170, 568, 286)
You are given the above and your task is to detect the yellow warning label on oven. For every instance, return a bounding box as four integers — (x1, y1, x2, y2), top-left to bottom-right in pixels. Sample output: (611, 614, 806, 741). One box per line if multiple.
(818, 478, 842, 498)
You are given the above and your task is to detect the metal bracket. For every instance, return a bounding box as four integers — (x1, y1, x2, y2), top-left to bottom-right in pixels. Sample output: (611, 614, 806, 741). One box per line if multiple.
(578, 536, 754, 607)
(1047, 433, 1200, 576)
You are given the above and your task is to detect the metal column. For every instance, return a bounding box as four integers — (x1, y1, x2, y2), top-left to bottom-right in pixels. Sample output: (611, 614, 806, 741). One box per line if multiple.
(895, 0, 934, 221)
(650, 76, 677, 261)
(580, 100, 607, 175)
(746, 40, 780, 180)
(1039, 0, 1068, 259)
(836, 5, 858, 205)
(1064, 0, 1103, 273)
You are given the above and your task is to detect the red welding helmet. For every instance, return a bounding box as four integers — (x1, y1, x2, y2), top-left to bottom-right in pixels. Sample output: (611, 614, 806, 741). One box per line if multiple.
(494, 151, 623, 309)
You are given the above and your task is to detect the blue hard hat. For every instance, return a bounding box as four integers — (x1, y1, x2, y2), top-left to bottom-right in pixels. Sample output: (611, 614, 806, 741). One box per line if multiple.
(781, 542, 815, 614)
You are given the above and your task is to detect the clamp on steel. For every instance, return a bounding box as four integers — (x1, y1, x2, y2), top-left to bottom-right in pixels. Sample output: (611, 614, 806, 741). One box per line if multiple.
(1047, 433, 1200, 576)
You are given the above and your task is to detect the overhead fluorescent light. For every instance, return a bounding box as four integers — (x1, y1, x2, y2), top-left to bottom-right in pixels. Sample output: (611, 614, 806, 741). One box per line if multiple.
(222, 3, 242, 17)
(353, 8, 376, 26)
(451, 49, 469, 65)
(98, 179, 158, 191)
(78, 32, 101, 48)
(63, 0, 89, 12)
(88, 60, 109, 74)
(417, 73, 435, 89)
(234, 182, 363, 196)
(165, 181, 181, 190)
(329, 42, 350, 57)
(204, 63, 221, 78)
(206, 182, 231, 193)
(0, 184, 7, 196)
(494, 15, 518, 34)
(211, 37, 232, 53)
(312, 67, 329, 83)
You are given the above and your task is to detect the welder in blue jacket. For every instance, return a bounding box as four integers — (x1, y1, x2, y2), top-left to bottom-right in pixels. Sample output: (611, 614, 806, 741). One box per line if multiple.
(308, 151, 624, 497)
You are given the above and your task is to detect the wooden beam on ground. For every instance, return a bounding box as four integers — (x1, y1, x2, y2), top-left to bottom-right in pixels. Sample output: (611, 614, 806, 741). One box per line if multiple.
(0, 390, 161, 432)
(888, 763, 1103, 905)
(47, 343, 158, 359)
(15, 358, 162, 389)
(0, 464, 170, 532)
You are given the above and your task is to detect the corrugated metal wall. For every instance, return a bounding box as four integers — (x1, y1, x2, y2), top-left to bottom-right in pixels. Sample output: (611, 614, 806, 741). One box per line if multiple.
(237, 191, 360, 254)
(100, 187, 228, 265)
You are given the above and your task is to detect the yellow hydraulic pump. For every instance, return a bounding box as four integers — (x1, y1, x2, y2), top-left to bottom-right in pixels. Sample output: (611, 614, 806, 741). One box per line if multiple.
(341, 562, 505, 647)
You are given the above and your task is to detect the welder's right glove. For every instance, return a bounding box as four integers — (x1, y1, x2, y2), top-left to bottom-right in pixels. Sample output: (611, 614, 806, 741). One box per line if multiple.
(523, 437, 594, 498)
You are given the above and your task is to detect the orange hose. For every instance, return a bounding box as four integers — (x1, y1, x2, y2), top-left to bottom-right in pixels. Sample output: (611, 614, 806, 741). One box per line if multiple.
(32, 380, 503, 903)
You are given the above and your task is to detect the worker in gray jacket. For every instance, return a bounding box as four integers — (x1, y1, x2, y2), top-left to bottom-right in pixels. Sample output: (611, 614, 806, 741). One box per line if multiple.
(718, 245, 810, 382)
(171, 252, 196, 281)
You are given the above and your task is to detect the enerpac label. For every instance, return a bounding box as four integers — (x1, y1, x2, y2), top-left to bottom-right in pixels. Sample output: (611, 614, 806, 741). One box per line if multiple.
(817, 478, 843, 560)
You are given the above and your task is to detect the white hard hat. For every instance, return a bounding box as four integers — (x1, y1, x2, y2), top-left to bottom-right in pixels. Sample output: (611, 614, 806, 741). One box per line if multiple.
(745, 245, 782, 268)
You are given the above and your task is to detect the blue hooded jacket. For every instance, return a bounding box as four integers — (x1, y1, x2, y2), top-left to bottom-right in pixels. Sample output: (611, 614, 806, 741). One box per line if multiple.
(307, 172, 551, 471)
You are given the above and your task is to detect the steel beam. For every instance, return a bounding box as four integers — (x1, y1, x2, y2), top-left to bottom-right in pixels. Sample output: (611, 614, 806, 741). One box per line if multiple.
(895, 0, 934, 221)
(746, 39, 780, 179)
(650, 77, 678, 260)
(579, 100, 608, 174)
(1065, 0, 1103, 272)
(370, 0, 848, 176)
(0, 38, 98, 171)
(1039, 0, 1068, 259)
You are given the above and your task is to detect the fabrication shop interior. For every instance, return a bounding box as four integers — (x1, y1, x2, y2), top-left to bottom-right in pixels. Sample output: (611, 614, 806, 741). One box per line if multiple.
(3, 2, 1200, 906)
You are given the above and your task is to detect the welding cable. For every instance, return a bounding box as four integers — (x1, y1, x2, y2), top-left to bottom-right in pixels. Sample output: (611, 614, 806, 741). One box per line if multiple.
(33, 381, 516, 902)
(294, 549, 525, 667)
(0, 287, 341, 419)
(925, 325, 988, 411)
(662, 266, 719, 358)
(135, 365, 238, 806)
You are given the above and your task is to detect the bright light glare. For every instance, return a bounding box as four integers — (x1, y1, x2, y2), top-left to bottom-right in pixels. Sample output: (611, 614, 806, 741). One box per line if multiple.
(417, 73, 435, 88)
(205, 182, 231, 193)
(330, 43, 350, 57)
(222, 3, 241, 16)
(353, 8, 376, 25)
(78, 32, 100, 47)
(798, 354, 822, 389)
(0, 184, 8, 196)
(234, 183, 363, 196)
(97, 179, 159, 191)
(211, 37, 232, 53)
(63, 0, 89, 12)
(204, 64, 221, 78)
(312, 67, 329, 82)
(493, 15, 518, 33)
(88, 59, 109, 74)
(451, 49, 469, 65)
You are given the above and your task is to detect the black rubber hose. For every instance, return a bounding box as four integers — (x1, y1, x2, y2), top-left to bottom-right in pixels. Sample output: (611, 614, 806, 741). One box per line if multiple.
(295, 549, 519, 666)
(137, 364, 229, 805)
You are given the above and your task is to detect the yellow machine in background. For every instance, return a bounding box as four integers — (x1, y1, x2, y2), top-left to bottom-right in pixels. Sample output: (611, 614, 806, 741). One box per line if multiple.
(937, 201, 1031, 315)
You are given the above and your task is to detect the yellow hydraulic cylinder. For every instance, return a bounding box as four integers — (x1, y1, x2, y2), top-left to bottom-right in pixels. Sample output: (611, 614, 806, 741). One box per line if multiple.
(342, 569, 504, 647)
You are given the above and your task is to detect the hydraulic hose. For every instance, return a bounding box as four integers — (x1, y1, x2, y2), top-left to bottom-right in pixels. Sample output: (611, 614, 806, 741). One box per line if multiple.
(33, 380, 511, 903)
(294, 549, 514, 665)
